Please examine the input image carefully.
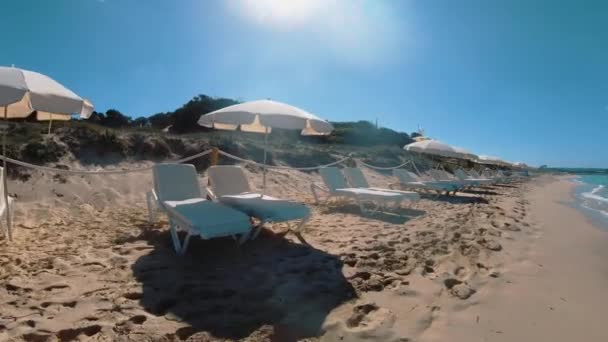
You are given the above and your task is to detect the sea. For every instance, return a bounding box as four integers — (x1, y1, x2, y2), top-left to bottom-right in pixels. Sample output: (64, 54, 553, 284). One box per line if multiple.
(571, 171, 608, 226)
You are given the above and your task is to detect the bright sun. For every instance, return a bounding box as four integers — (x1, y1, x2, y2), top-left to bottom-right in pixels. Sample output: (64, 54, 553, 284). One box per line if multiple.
(235, 0, 328, 28)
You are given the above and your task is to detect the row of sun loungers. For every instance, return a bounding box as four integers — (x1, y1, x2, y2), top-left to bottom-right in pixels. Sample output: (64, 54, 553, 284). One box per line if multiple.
(146, 163, 527, 254)
(147, 164, 310, 255)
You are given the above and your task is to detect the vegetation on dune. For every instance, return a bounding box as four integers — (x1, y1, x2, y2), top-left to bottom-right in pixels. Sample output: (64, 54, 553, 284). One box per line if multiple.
(82, 94, 416, 147)
(1, 94, 441, 180)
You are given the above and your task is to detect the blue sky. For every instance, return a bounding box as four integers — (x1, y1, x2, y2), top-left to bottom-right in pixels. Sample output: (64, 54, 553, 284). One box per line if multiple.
(1, 0, 607, 168)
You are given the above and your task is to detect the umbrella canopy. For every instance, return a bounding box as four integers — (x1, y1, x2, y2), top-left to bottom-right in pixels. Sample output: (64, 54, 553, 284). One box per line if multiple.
(513, 162, 528, 169)
(412, 136, 431, 142)
(452, 146, 478, 161)
(478, 155, 510, 167)
(404, 140, 461, 159)
(0, 66, 94, 241)
(0, 66, 93, 119)
(198, 99, 333, 135)
(198, 99, 333, 194)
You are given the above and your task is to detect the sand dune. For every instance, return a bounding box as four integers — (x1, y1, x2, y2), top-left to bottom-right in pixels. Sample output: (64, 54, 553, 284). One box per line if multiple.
(1, 165, 604, 341)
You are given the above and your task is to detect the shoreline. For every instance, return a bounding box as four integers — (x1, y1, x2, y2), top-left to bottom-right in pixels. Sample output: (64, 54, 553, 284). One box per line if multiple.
(420, 175, 608, 341)
(569, 176, 608, 232)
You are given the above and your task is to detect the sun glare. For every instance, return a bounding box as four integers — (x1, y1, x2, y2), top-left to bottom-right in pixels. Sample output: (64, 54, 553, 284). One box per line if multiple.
(228, 0, 407, 67)
(235, 0, 327, 29)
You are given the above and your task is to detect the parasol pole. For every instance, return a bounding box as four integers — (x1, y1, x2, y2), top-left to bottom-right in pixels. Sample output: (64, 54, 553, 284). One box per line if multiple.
(262, 125, 269, 196)
(47, 113, 53, 135)
(2, 105, 12, 240)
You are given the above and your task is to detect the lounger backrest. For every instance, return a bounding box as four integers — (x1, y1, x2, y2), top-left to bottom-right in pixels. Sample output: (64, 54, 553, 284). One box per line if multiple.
(393, 169, 416, 183)
(439, 170, 455, 179)
(343, 167, 370, 188)
(393, 169, 415, 183)
(469, 169, 482, 178)
(207, 165, 252, 197)
(428, 169, 446, 181)
(319, 167, 348, 191)
(454, 169, 469, 181)
(153, 164, 202, 202)
(482, 169, 494, 178)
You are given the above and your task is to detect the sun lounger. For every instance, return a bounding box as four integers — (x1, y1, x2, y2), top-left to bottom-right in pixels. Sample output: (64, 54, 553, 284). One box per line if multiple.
(206, 165, 311, 242)
(147, 164, 252, 255)
(480, 169, 507, 184)
(454, 169, 494, 186)
(342, 167, 420, 202)
(390, 169, 458, 195)
(424, 169, 465, 192)
(311, 167, 407, 214)
(0, 167, 14, 238)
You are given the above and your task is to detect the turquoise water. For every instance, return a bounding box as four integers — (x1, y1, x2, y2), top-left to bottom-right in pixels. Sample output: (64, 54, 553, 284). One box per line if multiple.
(575, 174, 608, 221)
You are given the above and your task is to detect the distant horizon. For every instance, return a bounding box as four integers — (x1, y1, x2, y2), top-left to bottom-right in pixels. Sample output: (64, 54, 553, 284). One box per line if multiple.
(1, 0, 607, 168)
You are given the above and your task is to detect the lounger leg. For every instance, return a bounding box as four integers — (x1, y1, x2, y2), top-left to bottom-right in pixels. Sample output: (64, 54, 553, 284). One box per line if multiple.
(237, 230, 251, 245)
(146, 191, 157, 224)
(292, 215, 311, 244)
(392, 200, 402, 210)
(0, 211, 5, 239)
(310, 184, 320, 204)
(169, 221, 182, 254)
(251, 222, 267, 240)
(180, 233, 192, 255)
(357, 200, 367, 215)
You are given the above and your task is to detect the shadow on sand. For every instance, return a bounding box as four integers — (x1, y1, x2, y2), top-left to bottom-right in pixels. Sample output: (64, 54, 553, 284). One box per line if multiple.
(491, 184, 519, 188)
(130, 228, 356, 340)
(459, 188, 502, 196)
(421, 193, 490, 204)
(320, 202, 426, 224)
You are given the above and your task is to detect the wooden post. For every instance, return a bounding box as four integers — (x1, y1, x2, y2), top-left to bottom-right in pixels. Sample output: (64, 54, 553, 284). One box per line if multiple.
(210, 147, 219, 166)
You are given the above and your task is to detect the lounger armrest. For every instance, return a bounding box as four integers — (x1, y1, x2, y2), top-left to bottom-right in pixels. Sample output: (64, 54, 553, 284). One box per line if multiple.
(388, 182, 400, 190)
(204, 187, 219, 202)
(146, 190, 159, 224)
(310, 182, 329, 204)
(310, 182, 329, 193)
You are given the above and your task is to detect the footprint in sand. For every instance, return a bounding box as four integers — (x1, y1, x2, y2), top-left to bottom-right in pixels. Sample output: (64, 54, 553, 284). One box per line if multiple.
(454, 266, 469, 279)
(43, 284, 70, 292)
(478, 238, 502, 251)
(55, 324, 102, 341)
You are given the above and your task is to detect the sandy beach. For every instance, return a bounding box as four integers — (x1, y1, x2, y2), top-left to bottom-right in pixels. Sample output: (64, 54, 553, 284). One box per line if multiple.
(1, 167, 607, 341)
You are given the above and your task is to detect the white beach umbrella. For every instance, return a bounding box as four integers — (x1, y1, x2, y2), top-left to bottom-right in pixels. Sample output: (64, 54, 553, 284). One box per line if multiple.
(404, 140, 461, 159)
(452, 146, 478, 161)
(0, 66, 93, 239)
(0, 66, 93, 120)
(513, 162, 528, 169)
(478, 155, 509, 167)
(412, 135, 431, 142)
(198, 99, 333, 192)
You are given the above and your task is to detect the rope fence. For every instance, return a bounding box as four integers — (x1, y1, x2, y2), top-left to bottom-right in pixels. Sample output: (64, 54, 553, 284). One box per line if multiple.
(357, 159, 412, 171)
(218, 150, 351, 171)
(0, 148, 422, 176)
(0, 149, 214, 175)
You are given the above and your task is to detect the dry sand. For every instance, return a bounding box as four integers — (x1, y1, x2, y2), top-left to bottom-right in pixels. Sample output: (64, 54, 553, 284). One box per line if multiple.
(1, 165, 607, 341)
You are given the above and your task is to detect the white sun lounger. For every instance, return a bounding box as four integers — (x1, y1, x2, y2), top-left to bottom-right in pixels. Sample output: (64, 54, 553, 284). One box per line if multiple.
(311, 167, 406, 214)
(0, 167, 14, 239)
(343, 167, 420, 202)
(427, 169, 466, 189)
(454, 169, 494, 186)
(479, 169, 507, 184)
(147, 164, 252, 255)
(468, 169, 495, 183)
(206, 165, 311, 242)
(390, 169, 459, 195)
